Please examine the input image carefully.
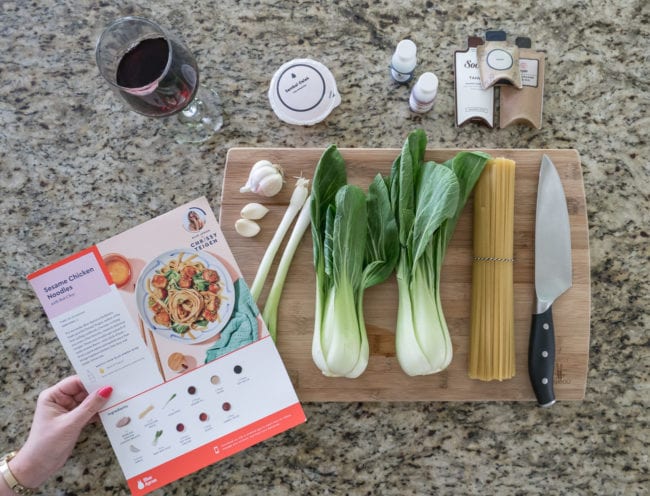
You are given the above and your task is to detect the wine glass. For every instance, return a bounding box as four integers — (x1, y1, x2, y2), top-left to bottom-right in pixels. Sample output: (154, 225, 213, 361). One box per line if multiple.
(95, 16, 223, 144)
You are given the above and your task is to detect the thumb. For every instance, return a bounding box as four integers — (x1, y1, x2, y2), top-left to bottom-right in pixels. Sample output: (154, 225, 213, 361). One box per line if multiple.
(69, 386, 113, 426)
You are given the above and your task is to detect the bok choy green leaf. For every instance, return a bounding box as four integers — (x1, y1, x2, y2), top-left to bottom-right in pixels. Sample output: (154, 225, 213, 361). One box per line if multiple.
(390, 130, 490, 376)
(311, 146, 398, 378)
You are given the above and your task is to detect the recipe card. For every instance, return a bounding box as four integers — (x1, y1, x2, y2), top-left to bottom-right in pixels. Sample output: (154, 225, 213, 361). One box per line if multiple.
(28, 197, 306, 495)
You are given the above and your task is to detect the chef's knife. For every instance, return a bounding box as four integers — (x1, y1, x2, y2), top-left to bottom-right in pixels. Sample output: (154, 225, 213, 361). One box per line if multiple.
(529, 154, 572, 407)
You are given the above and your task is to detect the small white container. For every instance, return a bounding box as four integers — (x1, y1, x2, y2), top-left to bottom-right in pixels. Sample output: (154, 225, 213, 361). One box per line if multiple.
(409, 72, 439, 113)
(390, 39, 417, 83)
(268, 58, 341, 126)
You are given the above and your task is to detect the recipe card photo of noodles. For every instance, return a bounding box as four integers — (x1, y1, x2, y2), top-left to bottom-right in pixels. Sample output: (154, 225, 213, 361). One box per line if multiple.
(135, 249, 236, 344)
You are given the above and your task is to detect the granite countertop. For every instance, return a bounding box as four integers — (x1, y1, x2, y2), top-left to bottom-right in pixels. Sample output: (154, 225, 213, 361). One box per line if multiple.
(1, 0, 648, 495)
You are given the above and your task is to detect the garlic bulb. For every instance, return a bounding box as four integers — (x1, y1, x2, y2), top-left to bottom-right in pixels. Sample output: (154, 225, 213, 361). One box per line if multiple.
(241, 203, 269, 220)
(240, 160, 284, 197)
(235, 218, 261, 237)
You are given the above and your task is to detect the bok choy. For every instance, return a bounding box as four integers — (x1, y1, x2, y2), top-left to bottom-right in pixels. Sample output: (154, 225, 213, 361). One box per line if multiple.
(311, 146, 398, 378)
(390, 130, 490, 376)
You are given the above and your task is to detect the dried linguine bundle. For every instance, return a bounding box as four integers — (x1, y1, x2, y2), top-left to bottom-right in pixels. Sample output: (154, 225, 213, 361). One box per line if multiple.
(469, 157, 516, 381)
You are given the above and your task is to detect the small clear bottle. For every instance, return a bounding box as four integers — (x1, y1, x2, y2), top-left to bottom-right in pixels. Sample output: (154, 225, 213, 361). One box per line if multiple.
(409, 72, 439, 113)
(390, 39, 417, 84)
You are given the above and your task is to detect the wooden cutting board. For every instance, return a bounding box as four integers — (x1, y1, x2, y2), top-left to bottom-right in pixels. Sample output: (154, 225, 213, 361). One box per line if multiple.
(220, 148, 590, 402)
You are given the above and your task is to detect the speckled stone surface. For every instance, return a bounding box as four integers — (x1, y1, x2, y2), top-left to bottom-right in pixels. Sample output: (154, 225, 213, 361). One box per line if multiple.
(1, 0, 648, 495)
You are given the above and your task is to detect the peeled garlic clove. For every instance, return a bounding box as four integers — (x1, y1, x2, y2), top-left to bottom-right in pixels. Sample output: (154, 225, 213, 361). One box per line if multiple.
(235, 218, 261, 237)
(241, 203, 269, 220)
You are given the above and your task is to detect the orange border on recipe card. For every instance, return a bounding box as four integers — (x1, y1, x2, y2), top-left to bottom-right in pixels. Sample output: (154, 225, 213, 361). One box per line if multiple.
(27, 245, 112, 284)
(126, 402, 306, 496)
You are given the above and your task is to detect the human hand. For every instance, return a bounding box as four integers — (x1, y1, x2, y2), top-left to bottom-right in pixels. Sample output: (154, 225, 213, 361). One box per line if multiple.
(7, 376, 113, 490)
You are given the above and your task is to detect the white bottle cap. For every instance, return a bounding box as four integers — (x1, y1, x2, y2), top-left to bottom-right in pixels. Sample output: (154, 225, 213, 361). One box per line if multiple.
(410, 72, 439, 113)
(391, 39, 417, 72)
(414, 72, 439, 99)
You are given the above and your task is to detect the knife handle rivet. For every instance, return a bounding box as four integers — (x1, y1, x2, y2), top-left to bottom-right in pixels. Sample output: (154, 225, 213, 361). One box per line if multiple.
(542, 377, 549, 385)
(543, 323, 550, 330)
(542, 351, 549, 358)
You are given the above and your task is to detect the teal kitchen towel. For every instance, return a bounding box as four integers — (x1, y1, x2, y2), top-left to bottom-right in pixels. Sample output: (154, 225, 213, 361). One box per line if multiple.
(205, 278, 258, 363)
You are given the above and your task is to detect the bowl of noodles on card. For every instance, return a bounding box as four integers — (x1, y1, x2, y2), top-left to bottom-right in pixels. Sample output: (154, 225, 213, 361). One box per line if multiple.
(135, 249, 235, 344)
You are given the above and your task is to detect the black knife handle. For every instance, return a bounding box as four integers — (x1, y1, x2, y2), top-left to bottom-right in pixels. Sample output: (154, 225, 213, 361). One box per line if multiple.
(528, 306, 556, 407)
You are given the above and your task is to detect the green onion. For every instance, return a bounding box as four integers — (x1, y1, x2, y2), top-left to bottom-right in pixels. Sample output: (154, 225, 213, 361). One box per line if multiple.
(250, 178, 310, 302)
(163, 393, 176, 409)
(262, 196, 312, 341)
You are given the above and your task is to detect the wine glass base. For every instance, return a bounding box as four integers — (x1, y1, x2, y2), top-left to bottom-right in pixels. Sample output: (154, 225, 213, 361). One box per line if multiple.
(168, 86, 224, 144)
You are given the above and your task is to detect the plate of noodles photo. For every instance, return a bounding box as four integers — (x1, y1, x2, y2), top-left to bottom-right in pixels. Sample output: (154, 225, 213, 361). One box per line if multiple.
(135, 249, 235, 343)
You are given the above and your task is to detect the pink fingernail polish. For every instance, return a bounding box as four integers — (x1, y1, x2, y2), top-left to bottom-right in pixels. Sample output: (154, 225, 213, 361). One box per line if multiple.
(98, 386, 113, 399)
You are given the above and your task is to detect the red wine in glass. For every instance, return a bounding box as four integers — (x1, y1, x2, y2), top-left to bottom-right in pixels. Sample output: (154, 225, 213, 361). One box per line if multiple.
(115, 37, 198, 117)
(96, 17, 222, 142)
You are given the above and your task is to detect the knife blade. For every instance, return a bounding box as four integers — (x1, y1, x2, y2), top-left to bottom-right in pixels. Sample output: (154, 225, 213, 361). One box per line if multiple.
(529, 154, 572, 407)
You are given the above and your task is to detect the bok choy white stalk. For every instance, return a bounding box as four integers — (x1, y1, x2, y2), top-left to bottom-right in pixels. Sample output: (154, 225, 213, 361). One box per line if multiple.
(250, 177, 309, 302)
(390, 130, 490, 376)
(262, 195, 312, 341)
(311, 146, 398, 378)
